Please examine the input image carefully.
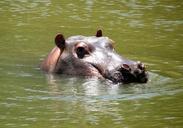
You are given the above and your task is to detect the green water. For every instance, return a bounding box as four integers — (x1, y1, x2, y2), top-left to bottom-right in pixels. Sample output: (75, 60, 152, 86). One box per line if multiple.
(0, 0, 183, 128)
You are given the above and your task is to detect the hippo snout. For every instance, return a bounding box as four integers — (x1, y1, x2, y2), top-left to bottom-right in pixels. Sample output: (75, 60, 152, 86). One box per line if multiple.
(106, 62, 148, 84)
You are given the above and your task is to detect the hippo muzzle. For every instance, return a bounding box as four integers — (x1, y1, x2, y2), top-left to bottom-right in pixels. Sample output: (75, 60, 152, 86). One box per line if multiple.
(41, 30, 148, 84)
(87, 56, 148, 84)
(104, 62, 148, 84)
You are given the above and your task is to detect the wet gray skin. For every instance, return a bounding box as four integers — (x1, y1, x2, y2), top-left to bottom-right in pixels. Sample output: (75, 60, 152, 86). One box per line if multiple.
(42, 30, 148, 84)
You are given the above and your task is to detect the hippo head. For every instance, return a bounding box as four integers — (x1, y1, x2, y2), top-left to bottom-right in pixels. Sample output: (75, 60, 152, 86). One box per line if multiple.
(42, 30, 148, 84)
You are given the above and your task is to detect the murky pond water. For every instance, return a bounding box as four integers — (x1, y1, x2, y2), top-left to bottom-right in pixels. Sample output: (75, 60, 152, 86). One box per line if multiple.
(0, 0, 183, 127)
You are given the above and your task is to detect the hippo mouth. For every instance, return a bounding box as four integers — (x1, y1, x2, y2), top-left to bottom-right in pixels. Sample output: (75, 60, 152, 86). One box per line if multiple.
(88, 63, 104, 78)
(89, 63, 148, 84)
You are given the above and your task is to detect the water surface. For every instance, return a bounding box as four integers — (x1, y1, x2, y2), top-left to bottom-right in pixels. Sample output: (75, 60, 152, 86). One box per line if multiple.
(0, 0, 183, 128)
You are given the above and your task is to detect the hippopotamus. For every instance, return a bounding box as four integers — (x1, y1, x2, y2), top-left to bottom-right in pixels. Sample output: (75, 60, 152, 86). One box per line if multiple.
(41, 30, 148, 84)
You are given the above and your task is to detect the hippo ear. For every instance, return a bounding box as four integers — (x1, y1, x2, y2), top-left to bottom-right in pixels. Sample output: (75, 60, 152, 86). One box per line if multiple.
(55, 34, 65, 49)
(96, 30, 102, 37)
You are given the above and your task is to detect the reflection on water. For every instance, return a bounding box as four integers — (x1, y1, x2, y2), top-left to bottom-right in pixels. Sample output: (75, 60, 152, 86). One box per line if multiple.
(0, 0, 183, 127)
(45, 72, 175, 100)
(29, 72, 181, 126)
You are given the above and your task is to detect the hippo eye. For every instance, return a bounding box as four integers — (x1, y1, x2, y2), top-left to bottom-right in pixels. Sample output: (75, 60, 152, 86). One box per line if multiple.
(76, 47, 89, 59)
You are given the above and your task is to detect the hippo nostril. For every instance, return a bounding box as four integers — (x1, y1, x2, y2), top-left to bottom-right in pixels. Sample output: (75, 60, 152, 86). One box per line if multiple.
(138, 64, 143, 70)
(122, 64, 131, 71)
(123, 64, 129, 69)
(137, 62, 145, 71)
